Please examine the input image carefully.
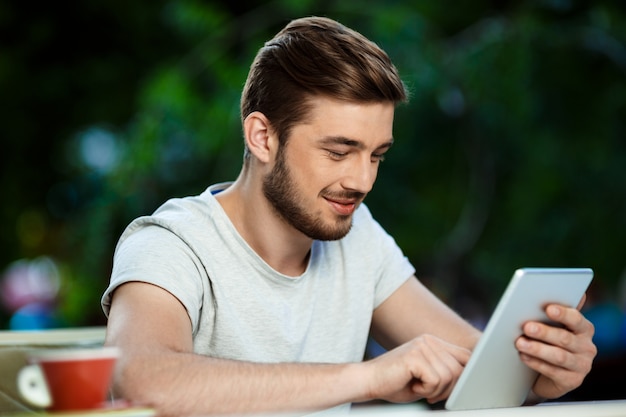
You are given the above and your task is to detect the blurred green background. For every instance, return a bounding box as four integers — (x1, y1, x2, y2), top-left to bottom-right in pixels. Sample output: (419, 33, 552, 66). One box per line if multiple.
(1, 0, 625, 401)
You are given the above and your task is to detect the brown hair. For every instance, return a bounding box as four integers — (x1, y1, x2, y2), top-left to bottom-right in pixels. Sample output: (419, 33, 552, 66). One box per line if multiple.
(240, 16, 407, 161)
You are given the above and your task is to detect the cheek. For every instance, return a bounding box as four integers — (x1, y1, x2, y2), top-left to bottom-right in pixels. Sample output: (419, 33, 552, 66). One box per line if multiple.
(289, 151, 329, 183)
(296, 162, 327, 191)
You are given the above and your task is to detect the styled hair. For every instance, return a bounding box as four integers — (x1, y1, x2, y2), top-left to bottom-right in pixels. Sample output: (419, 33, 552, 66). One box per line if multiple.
(240, 16, 408, 161)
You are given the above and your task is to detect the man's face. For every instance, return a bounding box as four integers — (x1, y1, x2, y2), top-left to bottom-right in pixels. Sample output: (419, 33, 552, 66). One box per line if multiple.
(263, 96, 395, 241)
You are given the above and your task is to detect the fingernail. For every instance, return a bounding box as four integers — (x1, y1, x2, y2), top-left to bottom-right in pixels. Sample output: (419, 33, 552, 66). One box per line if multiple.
(527, 323, 539, 335)
(548, 305, 561, 317)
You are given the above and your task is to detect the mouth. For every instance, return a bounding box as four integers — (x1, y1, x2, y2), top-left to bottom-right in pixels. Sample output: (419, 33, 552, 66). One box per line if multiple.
(324, 197, 359, 216)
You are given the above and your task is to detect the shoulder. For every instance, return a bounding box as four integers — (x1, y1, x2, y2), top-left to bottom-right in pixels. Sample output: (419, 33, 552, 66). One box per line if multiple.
(152, 186, 222, 222)
(121, 184, 226, 240)
(340, 203, 409, 270)
(347, 203, 386, 238)
(333, 203, 396, 255)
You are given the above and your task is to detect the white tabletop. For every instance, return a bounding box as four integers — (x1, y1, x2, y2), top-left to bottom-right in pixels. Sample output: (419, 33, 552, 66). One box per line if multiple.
(349, 400, 626, 417)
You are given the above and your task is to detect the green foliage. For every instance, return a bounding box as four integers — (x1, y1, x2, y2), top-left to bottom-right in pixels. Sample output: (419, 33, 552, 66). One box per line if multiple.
(1, 0, 625, 327)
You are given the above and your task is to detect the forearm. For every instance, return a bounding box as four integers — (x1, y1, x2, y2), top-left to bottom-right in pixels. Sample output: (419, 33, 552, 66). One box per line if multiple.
(113, 349, 370, 416)
(372, 278, 482, 352)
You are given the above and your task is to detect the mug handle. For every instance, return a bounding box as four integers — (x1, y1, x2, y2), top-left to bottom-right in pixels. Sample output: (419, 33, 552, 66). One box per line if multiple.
(17, 365, 52, 408)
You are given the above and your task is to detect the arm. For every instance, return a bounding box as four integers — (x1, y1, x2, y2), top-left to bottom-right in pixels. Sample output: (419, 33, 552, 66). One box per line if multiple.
(106, 280, 473, 415)
(367, 276, 480, 404)
(371, 276, 481, 351)
(106, 282, 367, 416)
(371, 277, 596, 403)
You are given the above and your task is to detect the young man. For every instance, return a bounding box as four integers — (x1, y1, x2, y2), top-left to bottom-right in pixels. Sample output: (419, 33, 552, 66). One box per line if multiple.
(102, 16, 596, 417)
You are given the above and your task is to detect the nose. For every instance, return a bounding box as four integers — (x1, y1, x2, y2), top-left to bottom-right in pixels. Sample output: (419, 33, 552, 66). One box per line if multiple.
(342, 156, 378, 193)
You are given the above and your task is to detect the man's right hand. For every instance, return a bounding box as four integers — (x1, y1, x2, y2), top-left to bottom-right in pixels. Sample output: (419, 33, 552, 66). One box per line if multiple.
(362, 334, 471, 404)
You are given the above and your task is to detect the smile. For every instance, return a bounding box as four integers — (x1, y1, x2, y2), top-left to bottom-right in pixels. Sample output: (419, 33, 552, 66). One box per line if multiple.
(325, 197, 357, 216)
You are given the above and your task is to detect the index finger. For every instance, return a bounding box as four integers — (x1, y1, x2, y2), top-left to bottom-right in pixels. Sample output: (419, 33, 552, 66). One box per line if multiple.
(441, 340, 472, 366)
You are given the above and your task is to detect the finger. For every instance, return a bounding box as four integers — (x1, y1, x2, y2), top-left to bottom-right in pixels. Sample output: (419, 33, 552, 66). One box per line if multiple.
(544, 304, 594, 335)
(424, 349, 465, 403)
(408, 338, 465, 402)
(410, 342, 450, 399)
(412, 367, 459, 404)
(576, 293, 587, 311)
(519, 353, 580, 397)
(519, 321, 596, 369)
(516, 336, 580, 372)
(413, 342, 467, 403)
(431, 339, 472, 366)
(449, 343, 472, 366)
(521, 321, 578, 353)
(519, 352, 588, 399)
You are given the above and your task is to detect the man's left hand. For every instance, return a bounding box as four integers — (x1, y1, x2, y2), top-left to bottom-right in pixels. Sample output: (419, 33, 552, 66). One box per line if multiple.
(515, 300, 597, 400)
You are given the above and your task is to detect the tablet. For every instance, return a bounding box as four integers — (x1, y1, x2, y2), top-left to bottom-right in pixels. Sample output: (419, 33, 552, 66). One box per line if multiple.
(445, 267, 594, 411)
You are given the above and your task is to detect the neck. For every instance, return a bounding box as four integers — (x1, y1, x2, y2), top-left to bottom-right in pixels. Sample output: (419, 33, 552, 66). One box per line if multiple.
(215, 175, 313, 277)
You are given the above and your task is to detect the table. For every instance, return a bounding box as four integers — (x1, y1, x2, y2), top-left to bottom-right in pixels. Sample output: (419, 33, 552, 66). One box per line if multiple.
(349, 400, 626, 417)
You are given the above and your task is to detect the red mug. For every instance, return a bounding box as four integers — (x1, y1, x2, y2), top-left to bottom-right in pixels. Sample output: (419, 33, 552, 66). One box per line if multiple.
(18, 346, 119, 412)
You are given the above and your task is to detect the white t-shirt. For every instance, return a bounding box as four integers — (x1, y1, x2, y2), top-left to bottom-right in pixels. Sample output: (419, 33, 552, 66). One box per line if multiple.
(102, 182, 414, 365)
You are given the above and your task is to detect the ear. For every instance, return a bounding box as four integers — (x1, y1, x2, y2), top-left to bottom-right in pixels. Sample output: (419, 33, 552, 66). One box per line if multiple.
(243, 112, 277, 164)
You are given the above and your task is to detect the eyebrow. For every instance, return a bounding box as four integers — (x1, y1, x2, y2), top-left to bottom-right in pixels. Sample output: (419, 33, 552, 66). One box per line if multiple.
(319, 136, 394, 151)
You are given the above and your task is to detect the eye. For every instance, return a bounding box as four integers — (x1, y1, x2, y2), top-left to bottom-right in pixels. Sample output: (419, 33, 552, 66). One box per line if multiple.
(371, 153, 386, 163)
(327, 150, 347, 160)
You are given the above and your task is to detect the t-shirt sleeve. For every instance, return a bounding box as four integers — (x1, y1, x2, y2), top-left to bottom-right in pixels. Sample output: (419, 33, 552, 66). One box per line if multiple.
(350, 205, 416, 308)
(101, 224, 207, 332)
